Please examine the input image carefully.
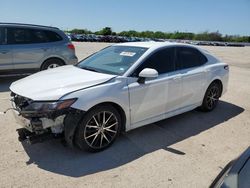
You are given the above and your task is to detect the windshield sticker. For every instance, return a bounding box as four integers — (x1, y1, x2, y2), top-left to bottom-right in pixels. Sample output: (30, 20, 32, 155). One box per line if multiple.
(120, 52, 136, 57)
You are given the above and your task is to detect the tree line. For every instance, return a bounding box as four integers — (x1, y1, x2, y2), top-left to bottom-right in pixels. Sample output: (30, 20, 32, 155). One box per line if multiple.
(67, 27, 250, 43)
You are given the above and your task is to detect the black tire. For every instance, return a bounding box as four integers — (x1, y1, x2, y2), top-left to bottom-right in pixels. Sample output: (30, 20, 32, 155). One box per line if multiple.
(200, 82, 222, 112)
(75, 105, 121, 152)
(41, 58, 64, 70)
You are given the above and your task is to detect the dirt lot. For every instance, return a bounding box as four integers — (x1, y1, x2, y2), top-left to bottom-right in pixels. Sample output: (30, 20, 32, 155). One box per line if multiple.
(0, 42, 249, 188)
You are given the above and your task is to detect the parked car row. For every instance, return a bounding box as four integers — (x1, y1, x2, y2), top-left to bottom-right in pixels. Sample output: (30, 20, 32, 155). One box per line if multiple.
(165, 39, 246, 47)
(67, 33, 246, 47)
(67, 33, 152, 43)
(187, 40, 245, 47)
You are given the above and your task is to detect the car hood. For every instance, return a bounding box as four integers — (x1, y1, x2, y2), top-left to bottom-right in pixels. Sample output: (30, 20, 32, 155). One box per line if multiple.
(10, 65, 116, 101)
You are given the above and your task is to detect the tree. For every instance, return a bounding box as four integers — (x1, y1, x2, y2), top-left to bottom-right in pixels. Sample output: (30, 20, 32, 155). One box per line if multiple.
(154, 31, 166, 39)
(119, 30, 139, 37)
(98, 27, 112, 35)
(69, 29, 91, 34)
(209, 31, 223, 41)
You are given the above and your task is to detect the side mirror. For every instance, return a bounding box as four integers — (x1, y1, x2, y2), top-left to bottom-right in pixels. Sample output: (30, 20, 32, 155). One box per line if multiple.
(138, 68, 158, 84)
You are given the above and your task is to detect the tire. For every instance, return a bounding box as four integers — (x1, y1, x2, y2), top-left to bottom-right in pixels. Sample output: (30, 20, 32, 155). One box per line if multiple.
(200, 82, 222, 112)
(41, 58, 64, 70)
(75, 105, 121, 152)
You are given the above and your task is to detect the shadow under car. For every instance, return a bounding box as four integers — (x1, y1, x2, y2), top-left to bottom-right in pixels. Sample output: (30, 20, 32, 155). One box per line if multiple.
(21, 100, 244, 177)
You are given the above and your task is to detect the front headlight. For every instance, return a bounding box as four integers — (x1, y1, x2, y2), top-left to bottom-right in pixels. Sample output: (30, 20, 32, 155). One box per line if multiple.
(22, 98, 77, 113)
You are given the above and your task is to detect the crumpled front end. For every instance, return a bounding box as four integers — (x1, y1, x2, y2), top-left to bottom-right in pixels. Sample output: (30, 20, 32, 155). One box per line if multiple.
(11, 92, 76, 144)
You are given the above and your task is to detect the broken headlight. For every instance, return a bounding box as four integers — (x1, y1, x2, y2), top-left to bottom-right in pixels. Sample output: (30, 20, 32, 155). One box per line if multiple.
(21, 98, 77, 114)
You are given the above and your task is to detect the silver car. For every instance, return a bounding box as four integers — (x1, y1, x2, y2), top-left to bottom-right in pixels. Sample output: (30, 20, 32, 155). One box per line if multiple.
(0, 23, 78, 75)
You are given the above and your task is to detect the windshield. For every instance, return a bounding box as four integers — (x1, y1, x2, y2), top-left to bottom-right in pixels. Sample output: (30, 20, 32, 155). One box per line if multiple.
(77, 46, 148, 75)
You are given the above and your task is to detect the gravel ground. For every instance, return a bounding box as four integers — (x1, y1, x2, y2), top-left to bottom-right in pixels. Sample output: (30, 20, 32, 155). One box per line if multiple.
(0, 42, 249, 188)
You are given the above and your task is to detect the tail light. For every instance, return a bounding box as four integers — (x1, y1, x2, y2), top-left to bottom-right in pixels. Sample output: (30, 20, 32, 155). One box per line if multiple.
(224, 65, 229, 70)
(67, 43, 75, 50)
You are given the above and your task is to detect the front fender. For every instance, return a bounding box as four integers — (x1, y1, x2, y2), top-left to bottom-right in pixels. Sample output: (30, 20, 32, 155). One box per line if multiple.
(61, 77, 131, 130)
(63, 109, 84, 148)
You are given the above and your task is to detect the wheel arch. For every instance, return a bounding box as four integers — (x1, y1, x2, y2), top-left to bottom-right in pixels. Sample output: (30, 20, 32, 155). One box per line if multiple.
(209, 78, 223, 97)
(40, 57, 66, 70)
(88, 102, 127, 132)
(64, 101, 127, 148)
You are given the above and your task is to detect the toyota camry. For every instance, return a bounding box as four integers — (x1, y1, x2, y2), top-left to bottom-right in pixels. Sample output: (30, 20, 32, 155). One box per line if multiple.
(10, 42, 229, 152)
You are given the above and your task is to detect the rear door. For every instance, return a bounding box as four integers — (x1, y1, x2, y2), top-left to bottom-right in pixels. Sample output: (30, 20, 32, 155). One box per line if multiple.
(0, 27, 13, 71)
(7, 27, 50, 70)
(176, 46, 207, 107)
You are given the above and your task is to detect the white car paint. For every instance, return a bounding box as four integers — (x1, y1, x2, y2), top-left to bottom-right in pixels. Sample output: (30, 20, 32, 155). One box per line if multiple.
(138, 68, 158, 78)
(10, 65, 116, 100)
(10, 42, 229, 132)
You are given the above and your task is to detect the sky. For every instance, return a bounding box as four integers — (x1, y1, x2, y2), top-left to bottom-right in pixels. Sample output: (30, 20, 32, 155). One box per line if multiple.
(1, 0, 250, 36)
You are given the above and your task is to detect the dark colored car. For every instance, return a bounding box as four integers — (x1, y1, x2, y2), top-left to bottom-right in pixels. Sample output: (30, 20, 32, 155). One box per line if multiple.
(210, 147, 250, 188)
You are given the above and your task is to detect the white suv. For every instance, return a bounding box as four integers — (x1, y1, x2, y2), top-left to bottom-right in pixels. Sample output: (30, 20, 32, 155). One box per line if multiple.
(10, 42, 229, 152)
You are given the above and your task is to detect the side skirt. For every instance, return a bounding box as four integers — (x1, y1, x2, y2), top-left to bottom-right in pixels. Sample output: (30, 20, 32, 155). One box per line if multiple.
(129, 103, 200, 131)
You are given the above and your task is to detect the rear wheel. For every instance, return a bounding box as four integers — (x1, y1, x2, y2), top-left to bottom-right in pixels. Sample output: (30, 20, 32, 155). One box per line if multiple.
(75, 105, 121, 152)
(200, 82, 222, 111)
(41, 58, 64, 70)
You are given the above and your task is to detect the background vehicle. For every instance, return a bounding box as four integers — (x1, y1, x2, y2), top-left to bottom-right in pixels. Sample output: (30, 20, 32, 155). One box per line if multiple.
(0, 23, 78, 75)
(210, 147, 250, 188)
(10, 42, 229, 152)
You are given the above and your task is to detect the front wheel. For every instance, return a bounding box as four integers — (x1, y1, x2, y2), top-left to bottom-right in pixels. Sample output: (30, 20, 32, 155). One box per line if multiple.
(200, 82, 222, 111)
(75, 105, 121, 152)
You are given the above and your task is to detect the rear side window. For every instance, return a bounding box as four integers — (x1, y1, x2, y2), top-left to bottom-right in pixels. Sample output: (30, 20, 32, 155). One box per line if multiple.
(176, 47, 207, 69)
(31, 30, 48, 43)
(7, 28, 31, 44)
(7, 28, 62, 44)
(44, 31, 63, 42)
(133, 47, 175, 76)
(0, 27, 6, 45)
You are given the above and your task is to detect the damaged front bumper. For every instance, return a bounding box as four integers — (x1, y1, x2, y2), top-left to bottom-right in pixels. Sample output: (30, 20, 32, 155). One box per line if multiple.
(10, 93, 77, 144)
(12, 107, 66, 134)
(11, 99, 66, 134)
(12, 101, 66, 144)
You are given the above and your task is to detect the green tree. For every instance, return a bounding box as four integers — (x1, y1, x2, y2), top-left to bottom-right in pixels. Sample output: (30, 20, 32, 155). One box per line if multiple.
(119, 30, 139, 37)
(69, 29, 91, 34)
(154, 31, 166, 39)
(98, 27, 113, 35)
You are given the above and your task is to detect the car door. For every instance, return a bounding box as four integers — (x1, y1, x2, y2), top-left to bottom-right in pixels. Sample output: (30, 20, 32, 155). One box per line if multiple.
(127, 47, 182, 128)
(7, 27, 49, 70)
(0, 27, 13, 71)
(175, 46, 207, 108)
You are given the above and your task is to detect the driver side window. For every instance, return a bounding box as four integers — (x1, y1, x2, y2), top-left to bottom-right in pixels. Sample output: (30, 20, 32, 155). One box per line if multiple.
(132, 47, 175, 77)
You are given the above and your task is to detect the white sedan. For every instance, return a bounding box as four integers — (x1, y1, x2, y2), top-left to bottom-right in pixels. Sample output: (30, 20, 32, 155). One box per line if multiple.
(10, 42, 229, 152)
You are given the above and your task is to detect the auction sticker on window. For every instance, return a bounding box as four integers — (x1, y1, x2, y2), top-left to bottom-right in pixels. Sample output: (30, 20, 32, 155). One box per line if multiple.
(120, 52, 136, 57)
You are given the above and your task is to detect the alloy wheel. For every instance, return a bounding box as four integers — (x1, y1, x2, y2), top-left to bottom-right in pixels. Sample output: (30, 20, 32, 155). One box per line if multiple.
(84, 111, 118, 149)
(47, 63, 60, 69)
(206, 86, 219, 110)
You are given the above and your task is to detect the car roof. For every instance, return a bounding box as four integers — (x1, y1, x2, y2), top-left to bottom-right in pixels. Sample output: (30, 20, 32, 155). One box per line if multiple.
(115, 41, 199, 49)
(0, 22, 59, 30)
